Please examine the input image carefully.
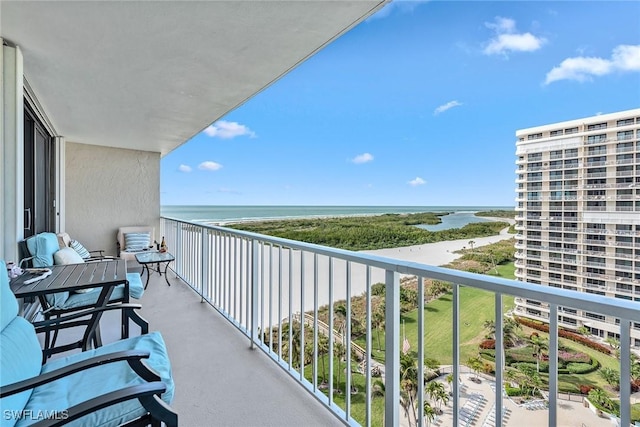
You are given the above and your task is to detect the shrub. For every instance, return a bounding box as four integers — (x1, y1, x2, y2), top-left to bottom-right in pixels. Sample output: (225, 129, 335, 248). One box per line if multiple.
(505, 386, 521, 396)
(567, 362, 597, 374)
(512, 362, 537, 372)
(479, 339, 496, 349)
(558, 350, 590, 364)
(579, 384, 595, 395)
(514, 317, 611, 355)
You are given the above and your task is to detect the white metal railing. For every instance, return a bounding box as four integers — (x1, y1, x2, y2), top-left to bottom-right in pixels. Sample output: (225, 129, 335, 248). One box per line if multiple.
(160, 216, 640, 427)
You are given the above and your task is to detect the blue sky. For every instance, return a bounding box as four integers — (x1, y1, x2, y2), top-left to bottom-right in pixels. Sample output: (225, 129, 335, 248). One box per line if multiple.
(161, 1, 640, 207)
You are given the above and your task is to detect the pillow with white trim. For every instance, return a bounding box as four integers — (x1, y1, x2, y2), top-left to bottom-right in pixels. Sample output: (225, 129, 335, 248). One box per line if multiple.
(54, 247, 84, 265)
(124, 232, 151, 252)
(70, 240, 91, 259)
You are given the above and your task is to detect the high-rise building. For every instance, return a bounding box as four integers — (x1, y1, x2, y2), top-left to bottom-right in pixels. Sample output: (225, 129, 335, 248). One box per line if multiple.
(514, 108, 640, 349)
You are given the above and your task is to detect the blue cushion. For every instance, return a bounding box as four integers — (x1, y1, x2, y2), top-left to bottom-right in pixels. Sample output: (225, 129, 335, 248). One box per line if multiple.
(20, 332, 174, 427)
(26, 233, 60, 267)
(58, 276, 143, 310)
(1, 260, 18, 331)
(69, 240, 91, 259)
(127, 273, 144, 299)
(0, 318, 44, 427)
(1, 260, 43, 424)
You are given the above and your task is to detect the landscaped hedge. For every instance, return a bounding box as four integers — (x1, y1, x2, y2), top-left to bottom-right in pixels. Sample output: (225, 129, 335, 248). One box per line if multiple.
(514, 317, 611, 355)
(479, 339, 495, 349)
(567, 361, 598, 374)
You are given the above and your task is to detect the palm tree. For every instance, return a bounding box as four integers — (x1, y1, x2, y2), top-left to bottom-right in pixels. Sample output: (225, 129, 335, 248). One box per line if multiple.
(467, 356, 483, 381)
(529, 334, 548, 372)
(281, 321, 302, 369)
(434, 387, 449, 411)
(504, 368, 519, 388)
(445, 373, 454, 393)
(423, 401, 437, 427)
(426, 380, 443, 404)
(598, 367, 620, 390)
(468, 240, 475, 251)
(334, 342, 346, 394)
(317, 335, 329, 384)
(400, 352, 419, 425)
(372, 304, 385, 351)
(503, 318, 522, 348)
(372, 379, 385, 399)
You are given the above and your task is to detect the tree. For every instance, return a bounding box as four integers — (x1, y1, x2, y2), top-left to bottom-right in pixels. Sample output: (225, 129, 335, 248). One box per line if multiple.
(530, 334, 548, 373)
(504, 368, 519, 388)
(281, 321, 302, 369)
(468, 240, 476, 251)
(317, 335, 329, 384)
(400, 352, 419, 425)
(467, 356, 483, 381)
(372, 304, 385, 351)
(605, 337, 620, 351)
(445, 373, 454, 393)
(598, 367, 620, 390)
(423, 402, 437, 427)
(334, 342, 345, 394)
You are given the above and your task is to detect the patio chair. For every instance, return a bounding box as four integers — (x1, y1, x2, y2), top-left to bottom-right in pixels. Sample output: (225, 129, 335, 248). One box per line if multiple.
(0, 260, 178, 427)
(56, 232, 118, 262)
(117, 226, 156, 268)
(19, 232, 145, 354)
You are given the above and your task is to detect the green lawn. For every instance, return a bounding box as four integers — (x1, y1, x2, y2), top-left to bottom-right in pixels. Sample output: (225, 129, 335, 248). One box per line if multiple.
(303, 354, 385, 427)
(355, 262, 517, 364)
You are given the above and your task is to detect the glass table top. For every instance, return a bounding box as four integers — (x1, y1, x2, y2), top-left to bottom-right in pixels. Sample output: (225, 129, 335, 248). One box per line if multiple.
(134, 251, 175, 263)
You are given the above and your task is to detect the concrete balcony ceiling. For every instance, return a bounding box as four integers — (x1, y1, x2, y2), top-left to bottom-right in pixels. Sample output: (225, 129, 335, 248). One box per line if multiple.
(1, 0, 387, 155)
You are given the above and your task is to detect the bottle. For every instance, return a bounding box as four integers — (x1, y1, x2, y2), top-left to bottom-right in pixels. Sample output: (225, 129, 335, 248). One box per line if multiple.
(160, 236, 167, 253)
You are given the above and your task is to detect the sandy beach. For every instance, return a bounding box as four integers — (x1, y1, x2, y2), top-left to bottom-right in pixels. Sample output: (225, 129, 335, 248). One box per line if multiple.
(361, 217, 514, 268)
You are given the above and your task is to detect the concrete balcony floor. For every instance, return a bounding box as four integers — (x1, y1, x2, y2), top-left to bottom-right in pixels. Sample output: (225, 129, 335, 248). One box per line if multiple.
(44, 270, 341, 427)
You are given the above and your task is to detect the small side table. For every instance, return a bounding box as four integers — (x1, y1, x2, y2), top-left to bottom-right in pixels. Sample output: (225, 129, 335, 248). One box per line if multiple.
(135, 251, 175, 289)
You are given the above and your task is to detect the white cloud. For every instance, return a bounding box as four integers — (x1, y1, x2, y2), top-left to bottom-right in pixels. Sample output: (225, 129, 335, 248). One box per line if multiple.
(203, 120, 256, 139)
(434, 100, 463, 115)
(408, 177, 426, 187)
(483, 16, 545, 56)
(178, 164, 192, 173)
(545, 44, 640, 84)
(352, 153, 374, 164)
(198, 161, 223, 171)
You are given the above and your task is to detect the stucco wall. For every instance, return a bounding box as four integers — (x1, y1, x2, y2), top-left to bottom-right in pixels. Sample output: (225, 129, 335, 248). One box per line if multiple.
(65, 142, 160, 256)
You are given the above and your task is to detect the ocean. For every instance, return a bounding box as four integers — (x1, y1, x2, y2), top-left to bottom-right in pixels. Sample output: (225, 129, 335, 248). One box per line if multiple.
(161, 205, 513, 228)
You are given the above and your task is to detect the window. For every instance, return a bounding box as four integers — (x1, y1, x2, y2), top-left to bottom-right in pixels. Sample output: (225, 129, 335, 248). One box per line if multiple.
(587, 122, 607, 130)
(587, 134, 607, 144)
(565, 127, 578, 135)
(617, 130, 634, 140)
(550, 129, 563, 137)
(617, 118, 634, 126)
(527, 133, 543, 140)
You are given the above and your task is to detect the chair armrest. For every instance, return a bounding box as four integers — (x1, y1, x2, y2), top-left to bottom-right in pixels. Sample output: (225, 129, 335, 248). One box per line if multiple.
(0, 350, 151, 398)
(33, 304, 143, 330)
(33, 381, 170, 427)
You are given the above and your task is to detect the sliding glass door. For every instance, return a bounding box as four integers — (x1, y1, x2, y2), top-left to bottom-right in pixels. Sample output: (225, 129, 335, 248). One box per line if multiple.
(23, 104, 55, 237)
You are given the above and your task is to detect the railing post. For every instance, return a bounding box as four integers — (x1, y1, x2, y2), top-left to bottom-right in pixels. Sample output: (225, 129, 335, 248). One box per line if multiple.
(384, 269, 399, 427)
(452, 284, 460, 427)
(250, 239, 259, 349)
(175, 222, 183, 278)
(549, 304, 558, 427)
(200, 228, 208, 302)
(620, 318, 631, 427)
(495, 293, 503, 427)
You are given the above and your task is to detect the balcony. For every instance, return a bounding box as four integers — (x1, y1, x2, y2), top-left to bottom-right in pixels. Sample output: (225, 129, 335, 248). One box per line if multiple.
(105, 217, 639, 427)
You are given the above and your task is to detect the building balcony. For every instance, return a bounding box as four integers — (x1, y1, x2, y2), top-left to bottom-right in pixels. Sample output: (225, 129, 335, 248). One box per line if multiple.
(115, 217, 636, 427)
(36, 217, 639, 426)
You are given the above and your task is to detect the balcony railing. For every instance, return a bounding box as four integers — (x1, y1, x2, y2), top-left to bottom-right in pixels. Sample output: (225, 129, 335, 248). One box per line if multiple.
(160, 216, 639, 427)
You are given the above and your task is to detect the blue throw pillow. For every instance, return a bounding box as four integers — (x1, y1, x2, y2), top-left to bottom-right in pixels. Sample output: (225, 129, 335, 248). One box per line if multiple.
(70, 240, 91, 259)
(124, 233, 151, 252)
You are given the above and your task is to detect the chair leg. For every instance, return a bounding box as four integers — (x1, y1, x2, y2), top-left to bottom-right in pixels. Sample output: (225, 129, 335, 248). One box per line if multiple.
(50, 314, 61, 349)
